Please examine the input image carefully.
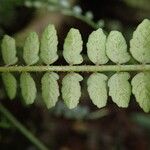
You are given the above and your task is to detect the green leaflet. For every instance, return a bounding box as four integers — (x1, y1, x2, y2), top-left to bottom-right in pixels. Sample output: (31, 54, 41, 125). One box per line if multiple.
(41, 72, 60, 109)
(1, 35, 18, 65)
(106, 31, 130, 64)
(61, 73, 83, 109)
(1, 73, 17, 100)
(131, 72, 150, 112)
(87, 28, 108, 65)
(87, 73, 108, 108)
(130, 19, 150, 63)
(63, 28, 83, 65)
(20, 73, 37, 105)
(40, 24, 58, 65)
(108, 72, 131, 108)
(23, 32, 39, 65)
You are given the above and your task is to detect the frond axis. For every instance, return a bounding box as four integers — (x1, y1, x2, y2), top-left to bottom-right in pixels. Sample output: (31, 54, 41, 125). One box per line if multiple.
(0, 65, 150, 72)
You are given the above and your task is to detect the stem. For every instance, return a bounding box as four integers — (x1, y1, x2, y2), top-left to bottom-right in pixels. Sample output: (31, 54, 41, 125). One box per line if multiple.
(61, 10, 98, 29)
(46, 8, 98, 29)
(0, 65, 149, 72)
(87, 109, 109, 120)
(26, 2, 98, 29)
(0, 103, 49, 150)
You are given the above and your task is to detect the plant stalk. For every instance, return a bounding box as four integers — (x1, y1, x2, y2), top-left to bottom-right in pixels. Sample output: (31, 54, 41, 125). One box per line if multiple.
(0, 65, 149, 72)
(0, 103, 49, 150)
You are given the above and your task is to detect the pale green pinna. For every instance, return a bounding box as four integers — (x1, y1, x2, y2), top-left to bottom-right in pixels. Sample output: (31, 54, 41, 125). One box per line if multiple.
(106, 31, 130, 64)
(61, 73, 83, 109)
(40, 24, 58, 65)
(1, 35, 18, 65)
(108, 72, 131, 108)
(2, 73, 17, 100)
(20, 73, 37, 105)
(87, 73, 108, 108)
(63, 28, 83, 65)
(87, 28, 108, 65)
(130, 19, 150, 64)
(131, 72, 150, 112)
(23, 32, 39, 65)
(41, 72, 60, 109)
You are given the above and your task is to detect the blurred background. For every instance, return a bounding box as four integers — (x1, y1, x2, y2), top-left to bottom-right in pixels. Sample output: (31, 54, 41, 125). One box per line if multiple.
(0, 0, 150, 150)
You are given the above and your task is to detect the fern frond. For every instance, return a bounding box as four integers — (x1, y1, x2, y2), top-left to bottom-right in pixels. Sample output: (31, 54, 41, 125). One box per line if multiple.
(0, 19, 150, 112)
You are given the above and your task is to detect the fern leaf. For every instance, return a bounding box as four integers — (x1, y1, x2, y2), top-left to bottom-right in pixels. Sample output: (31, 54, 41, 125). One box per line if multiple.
(41, 72, 60, 108)
(2, 73, 17, 100)
(130, 19, 150, 63)
(61, 73, 83, 109)
(87, 28, 108, 65)
(1, 35, 18, 65)
(131, 72, 150, 112)
(87, 73, 108, 108)
(0, 20, 150, 112)
(63, 28, 83, 65)
(20, 73, 37, 105)
(108, 72, 131, 107)
(23, 32, 39, 65)
(106, 31, 130, 64)
(40, 24, 58, 65)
